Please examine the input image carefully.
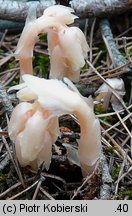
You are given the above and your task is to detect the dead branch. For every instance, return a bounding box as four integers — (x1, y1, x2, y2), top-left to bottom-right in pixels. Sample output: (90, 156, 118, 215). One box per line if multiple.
(0, 0, 132, 21)
(0, 82, 13, 117)
(71, 0, 132, 18)
(99, 153, 113, 200)
(0, 20, 24, 31)
(0, 153, 10, 172)
(0, 0, 55, 21)
(100, 19, 128, 67)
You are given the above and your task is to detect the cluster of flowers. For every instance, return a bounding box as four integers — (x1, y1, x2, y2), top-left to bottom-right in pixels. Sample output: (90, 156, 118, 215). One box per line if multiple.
(15, 5, 89, 82)
(8, 5, 101, 176)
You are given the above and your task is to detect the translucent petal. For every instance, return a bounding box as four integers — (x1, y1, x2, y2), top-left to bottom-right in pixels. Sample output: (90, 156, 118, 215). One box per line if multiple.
(49, 45, 67, 79)
(17, 87, 37, 101)
(8, 83, 27, 92)
(95, 78, 125, 93)
(8, 102, 34, 141)
(58, 27, 89, 71)
(37, 133, 53, 170)
(17, 111, 52, 163)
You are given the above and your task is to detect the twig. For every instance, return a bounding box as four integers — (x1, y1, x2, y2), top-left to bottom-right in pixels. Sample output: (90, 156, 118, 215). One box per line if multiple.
(60, 131, 80, 139)
(0, 128, 25, 187)
(40, 187, 55, 200)
(30, 169, 67, 186)
(115, 153, 128, 195)
(129, 82, 132, 106)
(100, 119, 126, 136)
(8, 180, 39, 200)
(81, 51, 103, 77)
(103, 130, 132, 165)
(0, 182, 21, 199)
(103, 113, 131, 134)
(122, 134, 130, 147)
(0, 29, 8, 48)
(0, 131, 8, 136)
(122, 37, 131, 62)
(99, 153, 113, 200)
(115, 166, 132, 184)
(3, 71, 19, 87)
(0, 54, 13, 67)
(0, 177, 34, 199)
(0, 82, 13, 117)
(102, 136, 123, 159)
(115, 111, 132, 139)
(86, 62, 131, 79)
(0, 153, 10, 171)
(117, 26, 132, 38)
(84, 18, 88, 37)
(32, 177, 44, 200)
(96, 104, 132, 118)
(89, 18, 96, 62)
(71, 161, 99, 200)
(100, 19, 128, 67)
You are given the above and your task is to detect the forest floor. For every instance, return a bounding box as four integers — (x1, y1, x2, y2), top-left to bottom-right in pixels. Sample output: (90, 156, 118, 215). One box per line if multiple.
(0, 14, 132, 200)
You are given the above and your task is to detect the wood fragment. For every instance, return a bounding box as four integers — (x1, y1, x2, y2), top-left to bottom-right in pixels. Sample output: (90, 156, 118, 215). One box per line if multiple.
(0, 82, 13, 117)
(40, 187, 55, 200)
(0, 0, 132, 21)
(0, 153, 10, 171)
(8, 180, 39, 200)
(71, 0, 132, 18)
(100, 19, 128, 67)
(115, 153, 128, 195)
(99, 153, 113, 200)
(71, 162, 99, 200)
(32, 177, 44, 200)
(0, 127, 25, 187)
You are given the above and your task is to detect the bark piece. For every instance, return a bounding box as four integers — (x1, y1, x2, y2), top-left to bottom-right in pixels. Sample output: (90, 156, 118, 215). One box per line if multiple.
(0, 0, 132, 21)
(0, 0, 55, 21)
(71, 0, 132, 18)
(100, 19, 128, 67)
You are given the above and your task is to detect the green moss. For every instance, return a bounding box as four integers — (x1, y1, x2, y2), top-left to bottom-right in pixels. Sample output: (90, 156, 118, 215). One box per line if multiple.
(0, 49, 4, 55)
(118, 187, 132, 199)
(128, 47, 132, 57)
(105, 146, 115, 154)
(81, 63, 88, 73)
(10, 74, 20, 86)
(95, 104, 107, 114)
(95, 105, 113, 122)
(119, 49, 126, 57)
(0, 174, 8, 186)
(7, 58, 16, 69)
(111, 163, 120, 181)
(34, 54, 49, 78)
(101, 116, 113, 123)
(39, 34, 47, 42)
(98, 43, 107, 51)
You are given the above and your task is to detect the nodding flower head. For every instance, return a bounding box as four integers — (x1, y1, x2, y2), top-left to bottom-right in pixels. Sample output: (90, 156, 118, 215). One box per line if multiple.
(95, 78, 125, 111)
(49, 26, 89, 82)
(14, 5, 88, 83)
(8, 75, 101, 176)
(8, 99, 59, 170)
(43, 5, 78, 25)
